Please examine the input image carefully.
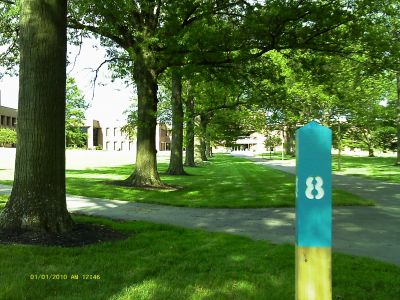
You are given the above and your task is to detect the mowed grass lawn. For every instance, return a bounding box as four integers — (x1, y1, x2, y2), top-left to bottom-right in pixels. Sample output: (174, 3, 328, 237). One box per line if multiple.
(332, 154, 399, 183)
(0, 155, 372, 208)
(0, 194, 7, 207)
(63, 154, 371, 208)
(256, 153, 399, 183)
(0, 215, 398, 300)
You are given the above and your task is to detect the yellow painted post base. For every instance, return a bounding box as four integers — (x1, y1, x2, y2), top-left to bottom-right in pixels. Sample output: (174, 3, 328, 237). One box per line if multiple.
(295, 246, 332, 300)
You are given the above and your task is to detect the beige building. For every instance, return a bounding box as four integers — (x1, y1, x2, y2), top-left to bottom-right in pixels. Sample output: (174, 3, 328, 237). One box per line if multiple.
(231, 131, 283, 154)
(84, 118, 171, 152)
(1, 91, 171, 152)
(0, 98, 171, 152)
(158, 123, 172, 151)
(0, 100, 17, 129)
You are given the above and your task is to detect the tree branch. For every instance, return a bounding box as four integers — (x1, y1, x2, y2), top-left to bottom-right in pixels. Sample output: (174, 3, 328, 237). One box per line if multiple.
(181, 5, 200, 28)
(67, 34, 83, 75)
(86, 57, 133, 100)
(67, 19, 129, 50)
(153, 0, 161, 30)
(0, 0, 15, 5)
(0, 37, 17, 62)
(196, 98, 248, 116)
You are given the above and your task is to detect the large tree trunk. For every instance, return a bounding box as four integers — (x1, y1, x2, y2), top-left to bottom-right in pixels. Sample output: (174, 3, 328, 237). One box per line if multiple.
(199, 139, 208, 161)
(184, 85, 196, 167)
(0, 0, 73, 233)
(284, 126, 295, 156)
(363, 130, 375, 157)
(125, 53, 163, 187)
(166, 69, 186, 175)
(396, 71, 400, 165)
(367, 143, 375, 157)
(206, 140, 212, 158)
(199, 114, 208, 161)
(368, 147, 375, 157)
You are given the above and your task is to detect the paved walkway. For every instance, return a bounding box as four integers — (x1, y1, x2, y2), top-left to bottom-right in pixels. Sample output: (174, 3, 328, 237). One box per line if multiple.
(240, 155, 399, 208)
(0, 156, 399, 266)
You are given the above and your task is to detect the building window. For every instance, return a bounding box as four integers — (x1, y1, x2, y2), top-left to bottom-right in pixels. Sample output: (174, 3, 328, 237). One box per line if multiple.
(121, 141, 124, 151)
(106, 127, 110, 136)
(12, 117, 16, 127)
(0, 115, 4, 125)
(93, 128, 99, 147)
(106, 142, 110, 150)
(160, 142, 171, 151)
(114, 141, 117, 150)
(114, 127, 117, 136)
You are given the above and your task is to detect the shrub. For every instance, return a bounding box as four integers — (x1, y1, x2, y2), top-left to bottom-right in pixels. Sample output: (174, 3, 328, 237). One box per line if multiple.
(0, 128, 17, 147)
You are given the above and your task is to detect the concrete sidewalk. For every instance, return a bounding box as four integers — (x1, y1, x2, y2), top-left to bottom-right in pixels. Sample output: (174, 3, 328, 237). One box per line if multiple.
(1, 180, 399, 266)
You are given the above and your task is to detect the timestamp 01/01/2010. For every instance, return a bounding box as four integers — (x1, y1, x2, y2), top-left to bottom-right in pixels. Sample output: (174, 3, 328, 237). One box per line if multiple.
(29, 274, 101, 280)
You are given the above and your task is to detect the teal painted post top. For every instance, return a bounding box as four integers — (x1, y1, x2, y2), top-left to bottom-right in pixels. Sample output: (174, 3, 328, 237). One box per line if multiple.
(296, 121, 332, 247)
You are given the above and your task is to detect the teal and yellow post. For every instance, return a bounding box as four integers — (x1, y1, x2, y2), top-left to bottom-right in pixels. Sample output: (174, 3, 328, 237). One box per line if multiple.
(295, 121, 332, 300)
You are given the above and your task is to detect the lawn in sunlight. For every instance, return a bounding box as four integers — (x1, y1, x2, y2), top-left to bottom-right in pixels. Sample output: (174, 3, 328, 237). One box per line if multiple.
(255, 153, 399, 183)
(63, 154, 372, 208)
(332, 154, 399, 183)
(0, 215, 398, 300)
(0, 155, 373, 208)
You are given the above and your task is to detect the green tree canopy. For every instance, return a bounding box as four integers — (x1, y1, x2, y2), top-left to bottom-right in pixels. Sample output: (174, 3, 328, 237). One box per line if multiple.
(65, 76, 89, 148)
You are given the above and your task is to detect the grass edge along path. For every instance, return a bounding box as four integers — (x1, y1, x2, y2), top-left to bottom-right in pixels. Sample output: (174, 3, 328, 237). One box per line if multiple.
(0, 155, 373, 208)
(0, 215, 399, 300)
(257, 153, 399, 183)
(332, 154, 400, 183)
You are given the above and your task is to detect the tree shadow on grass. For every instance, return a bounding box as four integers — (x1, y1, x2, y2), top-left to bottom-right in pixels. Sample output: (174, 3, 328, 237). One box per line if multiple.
(0, 222, 130, 248)
(104, 179, 184, 192)
(1, 216, 399, 299)
(0, 218, 296, 299)
(64, 154, 374, 208)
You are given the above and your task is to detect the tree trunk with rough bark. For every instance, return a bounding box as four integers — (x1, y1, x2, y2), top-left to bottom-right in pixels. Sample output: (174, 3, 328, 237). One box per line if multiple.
(368, 147, 375, 157)
(199, 114, 208, 161)
(285, 126, 295, 156)
(125, 53, 163, 187)
(396, 72, 400, 165)
(199, 139, 208, 161)
(206, 140, 212, 158)
(363, 130, 375, 157)
(184, 86, 196, 167)
(166, 69, 186, 175)
(0, 0, 73, 233)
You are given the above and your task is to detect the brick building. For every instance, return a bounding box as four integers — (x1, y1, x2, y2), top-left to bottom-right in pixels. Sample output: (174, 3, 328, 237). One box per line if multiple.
(0, 92, 171, 152)
(84, 118, 171, 152)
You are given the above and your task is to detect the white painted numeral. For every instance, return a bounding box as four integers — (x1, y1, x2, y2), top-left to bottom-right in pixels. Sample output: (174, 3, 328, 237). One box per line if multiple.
(305, 176, 324, 200)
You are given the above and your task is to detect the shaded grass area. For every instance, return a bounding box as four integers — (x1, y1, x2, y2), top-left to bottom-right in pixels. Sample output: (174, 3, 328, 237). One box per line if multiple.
(332, 155, 399, 183)
(0, 215, 398, 300)
(0, 194, 7, 209)
(64, 155, 371, 208)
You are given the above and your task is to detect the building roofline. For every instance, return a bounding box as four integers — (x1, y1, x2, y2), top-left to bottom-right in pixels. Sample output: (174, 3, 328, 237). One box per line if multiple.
(0, 105, 18, 110)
